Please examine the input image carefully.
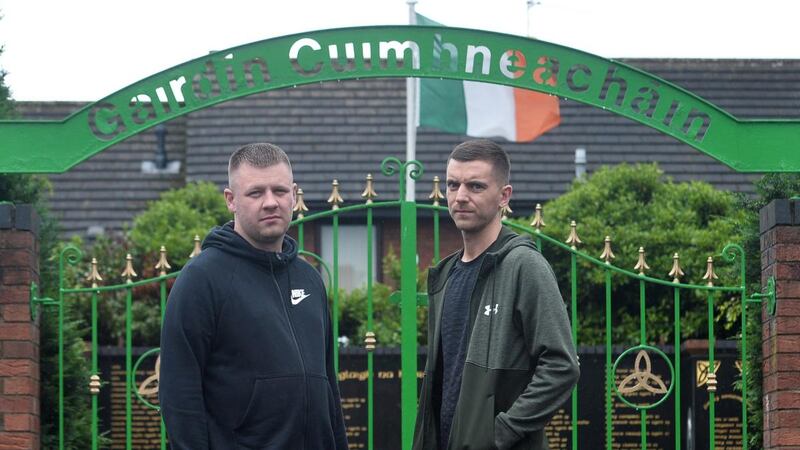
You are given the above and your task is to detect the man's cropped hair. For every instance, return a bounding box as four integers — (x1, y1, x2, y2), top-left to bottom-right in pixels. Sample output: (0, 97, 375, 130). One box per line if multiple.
(228, 142, 291, 185)
(449, 139, 510, 185)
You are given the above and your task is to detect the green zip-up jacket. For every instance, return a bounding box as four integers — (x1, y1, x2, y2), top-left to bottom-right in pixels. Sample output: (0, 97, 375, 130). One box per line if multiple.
(413, 227, 580, 450)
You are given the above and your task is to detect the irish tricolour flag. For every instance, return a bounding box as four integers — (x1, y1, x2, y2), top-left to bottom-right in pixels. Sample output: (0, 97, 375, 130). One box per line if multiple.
(415, 14, 560, 143)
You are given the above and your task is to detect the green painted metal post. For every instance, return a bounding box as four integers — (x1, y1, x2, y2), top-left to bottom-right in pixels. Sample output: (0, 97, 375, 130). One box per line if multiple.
(674, 287, 682, 450)
(366, 207, 375, 450)
(400, 192, 418, 450)
(605, 269, 613, 450)
(126, 287, 133, 450)
(333, 215, 340, 373)
(708, 291, 716, 450)
(570, 252, 578, 450)
(161, 279, 168, 450)
(91, 291, 98, 450)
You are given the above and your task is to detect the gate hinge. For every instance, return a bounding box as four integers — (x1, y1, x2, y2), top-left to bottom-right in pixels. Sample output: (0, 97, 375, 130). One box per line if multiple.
(748, 276, 777, 316)
(29, 282, 59, 320)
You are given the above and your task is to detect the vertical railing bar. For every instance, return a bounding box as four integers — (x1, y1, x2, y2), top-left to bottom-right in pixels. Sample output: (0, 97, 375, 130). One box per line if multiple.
(708, 291, 716, 450)
(739, 256, 748, 450)
(160, 278, 168, 450)
(433, 208, 440, 264)
(333, 214, 340, 373)
(605, 269, 613, 450)
(639, 278, 647, 449)
(367, 206, 375, 450)
(298, 222, 305, 251)
(674, 287, 682, 450)
(125, 286, 133, 450)
(570, 252, 578, 450)
(58, 256, 66, 450)
(91, 291, 98, 450)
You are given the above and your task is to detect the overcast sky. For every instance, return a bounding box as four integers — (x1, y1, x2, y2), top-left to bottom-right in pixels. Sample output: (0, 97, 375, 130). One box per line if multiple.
(1, 0, 799, 101)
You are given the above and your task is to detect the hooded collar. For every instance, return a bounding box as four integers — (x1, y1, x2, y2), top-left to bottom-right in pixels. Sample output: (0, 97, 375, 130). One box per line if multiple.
(202, 221, 298, 269)
(428, 226, 536, 294)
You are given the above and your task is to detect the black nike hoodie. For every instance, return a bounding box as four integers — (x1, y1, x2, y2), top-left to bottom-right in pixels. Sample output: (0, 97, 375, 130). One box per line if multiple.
(159, 222, 348, 449)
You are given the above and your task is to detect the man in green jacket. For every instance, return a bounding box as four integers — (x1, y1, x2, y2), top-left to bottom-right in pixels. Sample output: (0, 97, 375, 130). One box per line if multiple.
(413, 139, 580, 450)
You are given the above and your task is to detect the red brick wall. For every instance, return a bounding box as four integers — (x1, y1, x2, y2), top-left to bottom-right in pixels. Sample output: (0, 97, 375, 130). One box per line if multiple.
(0, 204, 40, 449)
(760, 200, 800, 449)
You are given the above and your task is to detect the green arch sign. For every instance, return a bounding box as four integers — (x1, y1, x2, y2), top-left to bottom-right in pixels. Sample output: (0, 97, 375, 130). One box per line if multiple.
(1, 26, 798, 173)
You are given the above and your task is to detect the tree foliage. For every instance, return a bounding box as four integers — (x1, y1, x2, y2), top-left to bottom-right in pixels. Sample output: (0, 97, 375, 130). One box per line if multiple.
(511, 163, 747, 346)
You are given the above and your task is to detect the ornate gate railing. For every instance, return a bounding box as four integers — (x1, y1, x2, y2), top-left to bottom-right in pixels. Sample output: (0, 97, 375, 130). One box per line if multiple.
(32, 158, 773, 450)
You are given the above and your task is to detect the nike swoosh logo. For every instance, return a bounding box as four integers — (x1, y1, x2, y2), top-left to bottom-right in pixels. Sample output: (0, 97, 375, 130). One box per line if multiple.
(291, 293, 311, 305)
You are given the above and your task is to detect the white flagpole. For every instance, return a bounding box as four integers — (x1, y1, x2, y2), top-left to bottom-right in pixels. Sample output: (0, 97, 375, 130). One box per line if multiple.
(405, 0, 418, 202)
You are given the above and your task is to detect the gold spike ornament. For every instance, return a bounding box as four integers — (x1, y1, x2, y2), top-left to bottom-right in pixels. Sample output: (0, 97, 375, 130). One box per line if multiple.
(155, 246, 172, 276)
(429, 176, 445, 206)
(293, 188, 309, 219)
(600, 236, 616, 264)
(121, 254, 138, 284)
(669, 253, 685, 283)
(565, 221, 583, 250)
(702, 256, 718, 286)
(634, 247, 651, 275)
(361, 174, 378, 204)
(189, 235, 202, 259)
(327, 180, 344, 210)
(530, 204, 546, 231)
(86, 258, 103, 288)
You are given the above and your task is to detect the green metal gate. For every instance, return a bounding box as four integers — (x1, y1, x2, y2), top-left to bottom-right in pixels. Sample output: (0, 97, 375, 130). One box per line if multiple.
(32, 158, 774, 450)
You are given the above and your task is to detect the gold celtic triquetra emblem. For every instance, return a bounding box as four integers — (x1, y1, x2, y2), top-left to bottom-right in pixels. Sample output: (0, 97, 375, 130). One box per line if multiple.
(618, 350, 668, 395)
(138, 355, 160, 397)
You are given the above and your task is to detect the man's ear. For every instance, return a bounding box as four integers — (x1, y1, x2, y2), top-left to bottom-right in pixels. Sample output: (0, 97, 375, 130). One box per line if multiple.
(292, 183, 298, 208)
(500, 184, 513, 207)
(223, 188, 236, 213)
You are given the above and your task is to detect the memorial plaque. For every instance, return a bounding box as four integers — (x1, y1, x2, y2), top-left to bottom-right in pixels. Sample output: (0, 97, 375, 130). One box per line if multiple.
(683, 340, 743, 450)
(98, 342, 743, 449)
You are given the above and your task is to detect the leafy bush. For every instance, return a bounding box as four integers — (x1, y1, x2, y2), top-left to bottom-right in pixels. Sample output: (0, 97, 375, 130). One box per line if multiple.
(337, 247, 428, 347)
(511, 163, 747, 346)
(130, 181, 230, 270)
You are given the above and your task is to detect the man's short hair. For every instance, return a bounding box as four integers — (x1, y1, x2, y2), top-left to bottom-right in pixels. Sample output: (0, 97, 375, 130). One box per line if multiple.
(448, 139, 510, 185)
(228, 143, 292, 186)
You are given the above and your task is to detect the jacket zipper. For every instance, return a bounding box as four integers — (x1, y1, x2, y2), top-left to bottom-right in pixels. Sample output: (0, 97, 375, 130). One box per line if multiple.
(270, 260, 308, 447)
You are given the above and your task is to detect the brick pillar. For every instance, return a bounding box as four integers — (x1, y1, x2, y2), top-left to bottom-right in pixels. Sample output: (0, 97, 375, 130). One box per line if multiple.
(760, 199, 800, 449)
(0, 203, 40, 449)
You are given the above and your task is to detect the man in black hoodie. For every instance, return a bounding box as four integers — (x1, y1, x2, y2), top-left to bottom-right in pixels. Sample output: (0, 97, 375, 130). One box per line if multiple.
(160, 143, 348, 449)
(413, 140, 579, 450)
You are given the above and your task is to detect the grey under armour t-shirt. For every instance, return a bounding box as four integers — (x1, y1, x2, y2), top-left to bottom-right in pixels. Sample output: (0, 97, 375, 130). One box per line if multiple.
(439, 254, 484, 449)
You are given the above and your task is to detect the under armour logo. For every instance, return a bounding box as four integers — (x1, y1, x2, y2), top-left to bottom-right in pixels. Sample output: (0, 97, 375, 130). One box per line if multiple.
(291, 289, 311, 305)
(484, 304, 499, 316)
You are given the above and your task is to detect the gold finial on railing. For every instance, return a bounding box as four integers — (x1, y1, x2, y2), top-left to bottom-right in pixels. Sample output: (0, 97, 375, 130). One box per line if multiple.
(429, 176, 445, 206)
(530, 204, 546, 231)
(89, 374, 102, 395)
(293, 188, 309, 219)
(565, 220, 582, 250)
(669, 253, 685, 283)
(361, 174, 378, 204)
(600, 236, 616, 264)
(121, 254, 137, 284)
(634, 247, 651, 275)
(702, 256, 718, 286)
(86, 258, 103, 288)
(364, 331, 377, 352)
(501, 203, 513, 220)
(327, 179, 344, 210)
(189, 235, 202, 259)
(706, 372, 717, 392)
(155, 246, 172, 276)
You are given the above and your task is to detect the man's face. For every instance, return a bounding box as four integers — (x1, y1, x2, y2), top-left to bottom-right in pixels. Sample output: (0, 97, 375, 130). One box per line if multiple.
(445, 159, 511, 235)
(224, 162, 296, 252)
